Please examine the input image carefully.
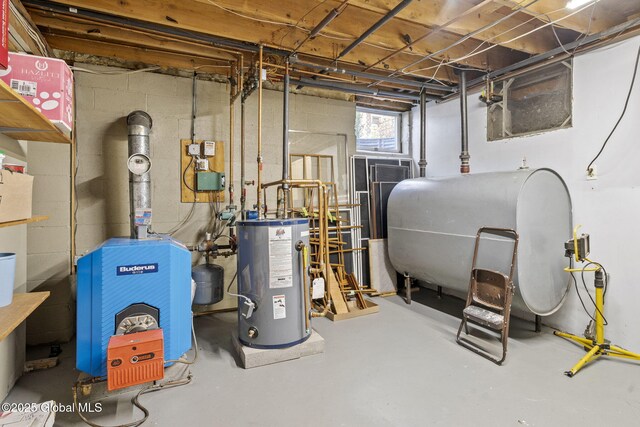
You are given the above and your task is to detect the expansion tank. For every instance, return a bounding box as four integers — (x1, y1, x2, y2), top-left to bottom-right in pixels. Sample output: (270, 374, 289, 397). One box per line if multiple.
(387, 168, 572, 315)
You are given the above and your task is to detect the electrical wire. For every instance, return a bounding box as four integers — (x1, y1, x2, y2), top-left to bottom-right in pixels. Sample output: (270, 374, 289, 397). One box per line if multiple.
(73, 317, 198, 427)
(391, 0, 542, 76)
(405, 2, 594, 76)
(586, 44, 640, 174)
(547, 1, 597, 56)
(70, 66, 161, 75)
(165, 156, 197, 236)
(581, 261, 608, 325)
(203, 0, 428, 59)
(225, 272, 253, 305)
(279, 0, 331, 46)
(164, 317, 200, 365)
(568, 258, 608, 326)
(10, 2, 48, 54)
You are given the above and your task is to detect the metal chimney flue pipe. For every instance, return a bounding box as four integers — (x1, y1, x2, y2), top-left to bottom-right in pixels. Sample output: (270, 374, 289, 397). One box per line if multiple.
(127, 110, 153, 239)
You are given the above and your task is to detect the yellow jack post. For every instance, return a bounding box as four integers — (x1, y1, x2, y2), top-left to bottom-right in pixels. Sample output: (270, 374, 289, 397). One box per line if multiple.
(554, 266, 640, 377)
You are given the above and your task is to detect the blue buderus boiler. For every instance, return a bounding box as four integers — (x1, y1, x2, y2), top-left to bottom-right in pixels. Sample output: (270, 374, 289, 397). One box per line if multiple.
(76, 236, 192, 378)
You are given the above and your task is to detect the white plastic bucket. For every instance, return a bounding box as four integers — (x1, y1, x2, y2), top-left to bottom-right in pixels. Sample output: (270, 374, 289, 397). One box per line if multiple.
(0, 253, 16, 307)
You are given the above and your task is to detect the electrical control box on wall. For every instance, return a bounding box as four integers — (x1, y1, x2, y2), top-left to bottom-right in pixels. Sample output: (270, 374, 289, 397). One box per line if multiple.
(196, 172, 225, 191)
(180, 139, 225, 203)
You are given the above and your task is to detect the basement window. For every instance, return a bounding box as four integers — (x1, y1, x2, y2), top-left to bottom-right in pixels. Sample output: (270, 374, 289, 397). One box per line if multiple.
(487, 60, 573, 141)
(355, 108, 401, 153)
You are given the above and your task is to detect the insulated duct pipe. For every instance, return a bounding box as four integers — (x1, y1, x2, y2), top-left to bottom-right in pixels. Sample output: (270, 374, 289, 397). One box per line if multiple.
(418, 89, 427, 177)
(126, 110, 153, 239)
(282, 59, 291, 219)
(459, 71, 470, 174)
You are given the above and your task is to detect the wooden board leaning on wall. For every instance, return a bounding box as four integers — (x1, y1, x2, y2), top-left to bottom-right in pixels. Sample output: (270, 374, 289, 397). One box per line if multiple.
(180, 139, 225, 203)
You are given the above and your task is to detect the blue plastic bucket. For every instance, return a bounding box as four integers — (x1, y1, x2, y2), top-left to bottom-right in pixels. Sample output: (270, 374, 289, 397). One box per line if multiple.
(0, 253, 16, 307)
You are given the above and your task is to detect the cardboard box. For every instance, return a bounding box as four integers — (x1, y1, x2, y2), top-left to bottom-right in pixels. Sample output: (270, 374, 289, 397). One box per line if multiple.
(0, 170, 33, 223)
(0, 53, 73, 135)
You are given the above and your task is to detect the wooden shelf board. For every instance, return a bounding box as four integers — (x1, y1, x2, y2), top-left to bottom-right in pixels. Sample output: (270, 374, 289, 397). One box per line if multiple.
(0, 215, 49, 229)
(0, 80, 71, 144)
(0, 292, 50, 341)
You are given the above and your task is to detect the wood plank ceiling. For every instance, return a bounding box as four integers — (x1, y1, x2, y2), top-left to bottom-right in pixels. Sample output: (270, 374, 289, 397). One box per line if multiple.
(19, 0, 640, 105)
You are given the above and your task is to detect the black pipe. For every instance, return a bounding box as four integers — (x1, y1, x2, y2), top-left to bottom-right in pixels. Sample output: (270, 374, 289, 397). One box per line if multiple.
(293, 77, 437, 101)
(337, 0, 413, 59)
(24, 0, 290, 56)
(292, 59, 454, 92)
(310, 6, 343, 38)
(459, 71, 470, 174)
(419, 90, 427, 177)
(282, 59, 290, 219)
(457, 17, 640, 95)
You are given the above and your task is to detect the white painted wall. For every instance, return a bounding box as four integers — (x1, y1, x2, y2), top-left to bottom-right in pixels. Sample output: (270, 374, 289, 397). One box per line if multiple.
(411, 36, 640, 349)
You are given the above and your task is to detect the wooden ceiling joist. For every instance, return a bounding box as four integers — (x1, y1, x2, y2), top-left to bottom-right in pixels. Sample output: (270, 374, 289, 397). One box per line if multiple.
(25, 0, 527, 81)
(46, 34, 234, 73)
(17, 0, 640, 100)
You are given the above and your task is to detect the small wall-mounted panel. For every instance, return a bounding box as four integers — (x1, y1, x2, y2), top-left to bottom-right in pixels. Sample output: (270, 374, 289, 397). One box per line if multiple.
(180, 139, 224, 203)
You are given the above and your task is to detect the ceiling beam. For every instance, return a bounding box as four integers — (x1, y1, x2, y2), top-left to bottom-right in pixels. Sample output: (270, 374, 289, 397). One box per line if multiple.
(341, 0, 562, 55)
(495, 0, 631, 34)
(47, 34, 235, 72)
(26, 0, 521, 78)
(30, 10, 238, 61)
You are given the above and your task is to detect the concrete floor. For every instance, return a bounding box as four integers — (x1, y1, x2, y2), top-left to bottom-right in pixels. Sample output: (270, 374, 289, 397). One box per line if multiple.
(5, 289, 640, 426)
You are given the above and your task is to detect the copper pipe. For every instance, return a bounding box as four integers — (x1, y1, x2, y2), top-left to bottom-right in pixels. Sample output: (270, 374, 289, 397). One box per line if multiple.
(256, 45, 264, 218)
(300, 243, 311, 330)
(262, 179, 333, 316)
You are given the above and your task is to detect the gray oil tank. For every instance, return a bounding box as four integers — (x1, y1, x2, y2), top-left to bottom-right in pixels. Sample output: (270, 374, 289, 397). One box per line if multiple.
(192, 263, 224, 305)
(387, 168, 572, 315)
(236, 218, 310, 348)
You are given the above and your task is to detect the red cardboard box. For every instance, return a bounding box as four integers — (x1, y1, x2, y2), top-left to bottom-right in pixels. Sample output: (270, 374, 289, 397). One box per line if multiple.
(0, 0, 8, 70)
(0, 53, 73, 135)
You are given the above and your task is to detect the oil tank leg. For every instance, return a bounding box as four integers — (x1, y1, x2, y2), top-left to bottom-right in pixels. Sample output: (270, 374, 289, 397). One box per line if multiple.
(437, 286, 443, 299)
(403, 274, 412, 305)
(535, 315, 542, 333)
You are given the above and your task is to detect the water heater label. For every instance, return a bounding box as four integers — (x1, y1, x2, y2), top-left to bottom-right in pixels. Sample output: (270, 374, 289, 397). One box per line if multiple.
(116, 263, 159, 276)
(268, 226, 293, 289)
(273, 295, 286, 320)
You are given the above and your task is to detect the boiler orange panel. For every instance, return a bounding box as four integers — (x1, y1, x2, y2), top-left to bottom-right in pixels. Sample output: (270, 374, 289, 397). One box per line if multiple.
(107, 329, 164, 391)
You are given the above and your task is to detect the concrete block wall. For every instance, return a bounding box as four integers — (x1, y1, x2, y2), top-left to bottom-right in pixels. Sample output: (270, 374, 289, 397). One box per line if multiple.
(0, 136, 28, 400)
(26, 142, 71, 292)
(27, 64, 356, 312)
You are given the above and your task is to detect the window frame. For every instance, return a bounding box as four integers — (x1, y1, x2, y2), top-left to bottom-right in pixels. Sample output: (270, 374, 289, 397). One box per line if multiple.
(355, 107, 402, 154)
